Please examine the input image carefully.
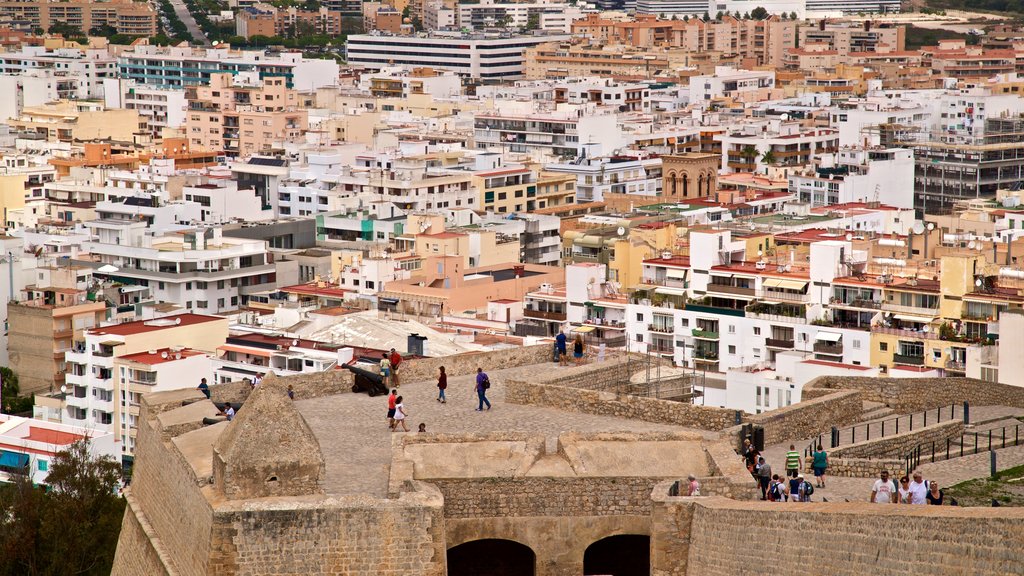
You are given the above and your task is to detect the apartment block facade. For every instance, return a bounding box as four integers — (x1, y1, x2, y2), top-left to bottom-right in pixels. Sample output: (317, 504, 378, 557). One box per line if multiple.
(0, 0, 157, 35)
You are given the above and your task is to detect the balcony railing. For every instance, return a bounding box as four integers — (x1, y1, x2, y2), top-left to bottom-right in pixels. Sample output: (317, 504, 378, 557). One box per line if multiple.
(881, 302, 940, 316)
(831, 298, 882, 310)
(871, 326, 939, 340)
(945, 359, 966, 371)
(893, 353, 926, 366)
(765, 338, 795, 349)
(649, 323, 674, 334)
(692, 328, 719, 339)
(524, 308, 566, 322)
(759, 290, 810, 303)
(813, 342, 843, 355)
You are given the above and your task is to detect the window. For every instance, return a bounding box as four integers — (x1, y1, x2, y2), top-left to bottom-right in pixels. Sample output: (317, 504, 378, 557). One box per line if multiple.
(38, 460, 48, 472)
(728, 345, 736, 355)
(880, 342, 888, 351)
(217, 298, 225, 308)
(366, 280, 375, 289)
(753, 327, 761, 336)
(197, 301, 208, 309)
(636, 313, 644, 321)
(231, 296, 238, 306)
(728, 325, 735, 334)
(635, 334, 643, 342)
(852, 339, 861, 349)
(186, 282, 192, 290)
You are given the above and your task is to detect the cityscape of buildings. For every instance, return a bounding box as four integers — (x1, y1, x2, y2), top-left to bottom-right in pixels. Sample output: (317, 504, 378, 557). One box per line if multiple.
(0, 3, 1021, 575)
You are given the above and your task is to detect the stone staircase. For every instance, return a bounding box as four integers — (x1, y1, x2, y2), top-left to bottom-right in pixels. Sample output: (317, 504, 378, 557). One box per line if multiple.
(855, 400, 896, 424)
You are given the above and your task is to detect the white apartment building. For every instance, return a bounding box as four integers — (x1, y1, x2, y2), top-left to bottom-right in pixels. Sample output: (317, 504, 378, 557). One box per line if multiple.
(0, 46, 116, 100)
(0, 73, 62, 122)
(181, 180, 274, 224)
(358, 67, 463, 98)
(455, 0, 588, 32)
(345, 32, 571, 80)
(102, 78, 188, 138)
(0, 415, 118, 484)
(117, 44, 339, 90)
(330, 161, 478, 214)
(61, 314, 226, 454)
(635, 0, 710, 16)
(212, 333, 349, 384)
(545, 156, 661, 202)
(82, 223, 283, 313)
(788, 147, 914, 209)
(337, 253, 412, 302)
(474, 107, 624, 160)
(423, 2, 456, 30)
(716, 120, 839, 174)
(688, 67, 776, 105)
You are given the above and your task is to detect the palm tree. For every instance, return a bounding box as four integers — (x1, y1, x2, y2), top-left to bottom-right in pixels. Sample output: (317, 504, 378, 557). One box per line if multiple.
(739, 145, 758, 168)
(760, 149, 777, 166)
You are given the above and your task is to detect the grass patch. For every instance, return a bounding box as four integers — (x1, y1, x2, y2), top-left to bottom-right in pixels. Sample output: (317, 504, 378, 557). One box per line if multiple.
(904, 24, 972, 50)
(945, 463, 1024, 507)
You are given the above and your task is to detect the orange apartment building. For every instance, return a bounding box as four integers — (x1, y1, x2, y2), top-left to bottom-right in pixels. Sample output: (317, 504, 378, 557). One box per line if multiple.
(235, 4, 344, 39)
(184, 73, 307, 157)
(0, 0, 157, 36)
(49, 140, 220, 178)
(571, 14, 797, 67)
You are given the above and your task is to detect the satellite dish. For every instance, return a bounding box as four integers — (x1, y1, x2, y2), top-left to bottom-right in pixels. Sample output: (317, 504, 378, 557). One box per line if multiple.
(60, 385, 67, 394)
(845, 233, 853, 241)
(912, 222, 925, 235)
(968, 241, 976, 249)
(976, 278, 983, 287)
(212, 41, 220, 46)
(161, 352, 168, 359)
(780, 113, 789, 121)
(175, 317, 182, 325)
(757, 250, 763, 256)
(292, 339, 299, 346)
(927, 222, 935, 231)
(617, 226, 626, 236)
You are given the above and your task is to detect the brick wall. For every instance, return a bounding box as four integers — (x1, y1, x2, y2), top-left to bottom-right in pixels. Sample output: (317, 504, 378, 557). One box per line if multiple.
(435, 476, 657, 518)
(815, 456, 906, 478)
(681, 497, 1024, 576)
(505, 379, 740, 430)
(804, 376, 1024, 413)
(119, 396, 215, 576)
(744, 389, 863, 445)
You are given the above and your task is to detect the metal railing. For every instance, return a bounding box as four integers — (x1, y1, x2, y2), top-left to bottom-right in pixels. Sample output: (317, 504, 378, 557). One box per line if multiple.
(804, 403, 964, 457)
(905, 422, 1023, 473)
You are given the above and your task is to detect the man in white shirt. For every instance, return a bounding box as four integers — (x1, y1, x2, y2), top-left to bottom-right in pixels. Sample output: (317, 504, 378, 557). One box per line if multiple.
(908, 471, 928, 504)
(225, 405, 236, 421)
(871, 470, 896, 503)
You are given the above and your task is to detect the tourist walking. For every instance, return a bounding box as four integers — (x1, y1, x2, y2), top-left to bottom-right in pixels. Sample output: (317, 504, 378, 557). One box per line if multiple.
(686, 474, 701, 496)
(380, 353, 392, 388)
(287, 384, 295, 400)
(475, 367, 491, 411)
(785, 444, 800, 478)
(871, 470, 896, 504)
(798, 474, 814, 502)
(197, 378, 210, 399)
(756, 456, 772, 500)
(898, 476, 912, 504)
(788, 474, 803, 502)
(926, 482, 945, 505)
(393, 396, 409, 432)
(742, 439, 760, 477)
(908, 471, 928, 505)
(767, 474, 785, 502)
(573, 334, 585, 365)
(389, 348, 403, 387)
(555, 331, 568, 366)
(436, 366, 447, 403)
(811, 444, 828, 488)
(386, 389, 397, 430)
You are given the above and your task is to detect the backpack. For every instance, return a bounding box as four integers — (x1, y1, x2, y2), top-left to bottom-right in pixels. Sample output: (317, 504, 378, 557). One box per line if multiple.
(482, 376, 491, 390)
(803, 482, 814, 498)
(769, 482, 783, 501)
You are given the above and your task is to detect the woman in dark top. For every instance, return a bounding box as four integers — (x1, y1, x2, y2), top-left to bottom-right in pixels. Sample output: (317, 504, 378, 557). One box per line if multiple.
(926, 481, 944, 505)
(573, 334, 585, 365)
(436, 366, 447, 404)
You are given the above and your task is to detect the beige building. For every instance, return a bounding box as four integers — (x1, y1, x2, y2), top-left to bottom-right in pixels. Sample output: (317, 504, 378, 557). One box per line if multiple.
(798, 20, 905, 56)
(235, 4, 345, 39)
(0, 0, 157, 36)
(8, 265, 107, 395)
(185, 73, 307, 156)
(472, 165, 576, 214)
(662, 153, 720, 200)
(8, 100, 144, 143)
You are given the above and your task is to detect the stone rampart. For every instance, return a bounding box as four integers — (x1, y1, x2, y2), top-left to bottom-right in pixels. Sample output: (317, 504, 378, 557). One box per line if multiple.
(677, 496, 1024, 576)
(829, 420, 965, 460)
(110, 495, 173, 576)
(398, 343, 553, 384)
(804, 376, 1024, 413)
(816, 456, 906, 478)
(744, 389, 863, 446)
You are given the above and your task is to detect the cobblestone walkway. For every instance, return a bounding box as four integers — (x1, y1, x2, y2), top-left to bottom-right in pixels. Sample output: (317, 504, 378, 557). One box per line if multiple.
(296, 362, 713, 497)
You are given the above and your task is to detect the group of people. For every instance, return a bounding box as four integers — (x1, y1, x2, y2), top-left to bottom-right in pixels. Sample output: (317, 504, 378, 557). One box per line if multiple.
(384, 366, 493, 432)
(742, 440, 829, 502)
(554, 331, 587, 366)
(871, 469, 945, 505)
(379, 348, 404, 388)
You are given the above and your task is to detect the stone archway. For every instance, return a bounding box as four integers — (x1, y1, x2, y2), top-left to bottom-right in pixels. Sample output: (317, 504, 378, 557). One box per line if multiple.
(682, 173, 689, 197)
(448, 539, 536, 576)
(583, 534, 650, 576)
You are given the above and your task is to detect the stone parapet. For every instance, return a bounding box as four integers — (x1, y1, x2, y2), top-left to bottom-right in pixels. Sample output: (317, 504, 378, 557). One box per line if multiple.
(829, 420, 965, 460)
(804, 375, 1024, 413)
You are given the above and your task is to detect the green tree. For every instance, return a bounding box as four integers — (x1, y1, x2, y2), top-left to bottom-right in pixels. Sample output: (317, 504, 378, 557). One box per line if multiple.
(743, 11, 751, 19)
(780, 10, 788, 19)
(760, 149, 777, 167)
(702, 11, 710, 20)
(751, 6, 768, 19)
(47, 22, 84, 37)
(715, 10, 723, 20)
(739, 145, 758, 167)
(526, 12, 540, 30)
(0, 440, 125, 576)
(790, 11, 797, 20)
(0, 367, 30, 415)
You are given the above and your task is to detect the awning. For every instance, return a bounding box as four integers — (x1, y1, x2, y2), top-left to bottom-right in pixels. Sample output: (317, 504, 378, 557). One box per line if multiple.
(0, 450, 29, 469)
(574, 326, 596, 334)
(218, 344, 272, 358)
(655, 287, 688, 296)
(99, 340, 122, 347)
(379, 297, 399, 305)
(762, 278, 784, 289)
(814, 331, 842, 342)
(776, 279, 808, 291)
(666, 268, 688, 279)
(894, 314, 935, 323)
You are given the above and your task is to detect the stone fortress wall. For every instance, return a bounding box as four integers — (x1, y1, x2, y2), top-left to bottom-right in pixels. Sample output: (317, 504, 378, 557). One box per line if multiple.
(112, 346, 1024, 576)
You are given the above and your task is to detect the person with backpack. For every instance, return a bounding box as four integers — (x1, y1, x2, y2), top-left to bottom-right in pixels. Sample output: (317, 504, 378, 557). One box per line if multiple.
(475, 367, 491, 411)
(798, 474, 814, 502)
(768, 474, 785, 502)
(788, 473, 803, 502)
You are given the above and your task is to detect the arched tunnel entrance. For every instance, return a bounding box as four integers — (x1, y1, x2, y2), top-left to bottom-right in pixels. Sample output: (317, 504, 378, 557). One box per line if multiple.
(447, 538, 536, 576)
(583, 534, 650, 576)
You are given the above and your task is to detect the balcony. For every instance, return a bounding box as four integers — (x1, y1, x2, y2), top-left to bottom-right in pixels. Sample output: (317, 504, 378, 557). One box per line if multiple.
(765, 338, 795, 349)
(693, 349, 719, 361)
(692, 328, 719, 340)
(759, 290, 810, 303)
(649, 323, 674, 334)
(893, 353, 925, 366)
(583, 318, 626, 329)
(813, 342, 843, 355)
(881, 302, 939, 316)
(707, 284, 755, 297)
(831, 298, 882, 310)
(871, 326, 939, 340)
(524, 308, 566, 322)
(945, 359, 966, 371)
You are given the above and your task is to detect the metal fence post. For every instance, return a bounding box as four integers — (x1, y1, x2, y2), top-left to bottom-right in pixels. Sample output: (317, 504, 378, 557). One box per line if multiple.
(831, 426, 839, 449)
(991, 450, 997, 479)
(963, 401, 970, 425)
